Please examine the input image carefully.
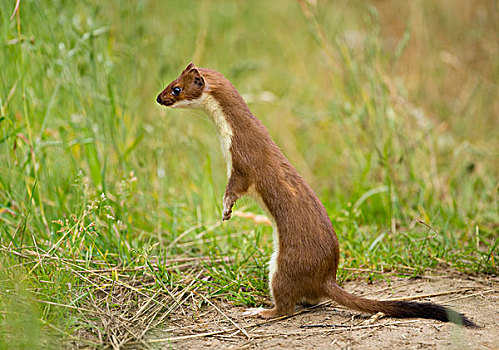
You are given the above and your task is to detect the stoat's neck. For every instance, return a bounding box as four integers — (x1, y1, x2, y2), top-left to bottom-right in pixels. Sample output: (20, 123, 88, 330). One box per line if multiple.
(201, 93, 233, 178)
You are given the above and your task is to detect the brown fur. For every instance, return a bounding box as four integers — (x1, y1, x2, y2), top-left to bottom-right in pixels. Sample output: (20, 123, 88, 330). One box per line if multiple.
(157, 63, 478, 327)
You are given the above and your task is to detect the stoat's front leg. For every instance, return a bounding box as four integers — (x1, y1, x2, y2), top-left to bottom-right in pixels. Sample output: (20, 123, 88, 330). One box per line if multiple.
(222, 172, 250, 221)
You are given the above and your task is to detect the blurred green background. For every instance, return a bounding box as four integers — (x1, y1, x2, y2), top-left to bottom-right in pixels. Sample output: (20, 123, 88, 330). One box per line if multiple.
(0, 0, 497, 347)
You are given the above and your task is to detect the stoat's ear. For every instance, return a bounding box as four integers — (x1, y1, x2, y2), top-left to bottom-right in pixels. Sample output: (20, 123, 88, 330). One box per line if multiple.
(187, 67, 205, 88)
(183, 62, 196, 72)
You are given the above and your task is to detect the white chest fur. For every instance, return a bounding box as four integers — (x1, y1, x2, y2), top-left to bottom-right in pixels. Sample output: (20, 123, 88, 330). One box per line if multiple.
(200, 94, 233, 178)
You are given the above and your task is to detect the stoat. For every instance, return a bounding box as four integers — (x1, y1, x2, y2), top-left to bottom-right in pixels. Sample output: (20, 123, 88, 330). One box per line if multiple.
(156, 63, 477, 327)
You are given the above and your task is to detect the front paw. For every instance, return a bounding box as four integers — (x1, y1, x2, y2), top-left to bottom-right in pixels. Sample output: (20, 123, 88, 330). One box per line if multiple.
(222, 208, 232, 221)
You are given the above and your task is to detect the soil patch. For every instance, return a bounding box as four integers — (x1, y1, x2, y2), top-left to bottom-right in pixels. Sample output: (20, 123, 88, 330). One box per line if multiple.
(147, 273, 498, 349)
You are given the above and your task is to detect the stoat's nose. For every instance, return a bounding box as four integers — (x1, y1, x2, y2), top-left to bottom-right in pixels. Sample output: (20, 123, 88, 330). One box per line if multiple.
(156, 94, 163, 105)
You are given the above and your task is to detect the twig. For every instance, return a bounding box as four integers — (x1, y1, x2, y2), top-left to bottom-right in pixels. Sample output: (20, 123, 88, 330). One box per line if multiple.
(341, 267, 411, 275)
(443, 289, 497, 303)
(194, 291, 251, 339)
(150, 328, 232, 342)
(10, 0, 21, 20)
(301, 324, 349, 329)
(381, 288, 473, 301)
(325, 319, 423, 332)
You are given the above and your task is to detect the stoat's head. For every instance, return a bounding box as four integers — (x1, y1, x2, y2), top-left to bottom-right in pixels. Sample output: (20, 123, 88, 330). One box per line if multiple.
(156, 63, 206, 109)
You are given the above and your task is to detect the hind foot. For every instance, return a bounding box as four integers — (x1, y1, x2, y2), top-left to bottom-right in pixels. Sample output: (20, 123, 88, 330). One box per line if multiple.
(242, 307, 281, 319)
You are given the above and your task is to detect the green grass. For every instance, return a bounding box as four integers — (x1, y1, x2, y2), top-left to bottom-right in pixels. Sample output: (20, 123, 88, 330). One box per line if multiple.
(0, 0, 497, 347)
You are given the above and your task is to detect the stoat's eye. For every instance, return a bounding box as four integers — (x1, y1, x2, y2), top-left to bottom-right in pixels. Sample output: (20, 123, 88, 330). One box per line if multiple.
(172, 86, 182, 96)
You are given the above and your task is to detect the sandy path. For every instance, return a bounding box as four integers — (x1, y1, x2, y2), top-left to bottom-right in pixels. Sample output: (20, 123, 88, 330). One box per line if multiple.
(152, 273, 498, 349)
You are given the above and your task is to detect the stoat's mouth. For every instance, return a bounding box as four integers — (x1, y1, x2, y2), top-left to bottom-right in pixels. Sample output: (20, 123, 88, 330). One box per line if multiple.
(156, 94, 175, 107)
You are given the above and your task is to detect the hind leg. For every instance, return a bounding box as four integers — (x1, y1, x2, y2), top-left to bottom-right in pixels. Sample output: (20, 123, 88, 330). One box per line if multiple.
(243, 271, 298, 319)
(243, 299, 294, 319)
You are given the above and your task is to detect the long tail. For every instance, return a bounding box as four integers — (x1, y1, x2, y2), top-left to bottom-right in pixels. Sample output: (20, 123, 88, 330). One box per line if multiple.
(327, 283, 478, 327)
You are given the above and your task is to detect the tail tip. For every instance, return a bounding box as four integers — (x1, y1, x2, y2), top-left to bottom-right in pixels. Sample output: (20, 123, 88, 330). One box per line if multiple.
(450, 312, 479, 328)
(461, 317, 480, 328)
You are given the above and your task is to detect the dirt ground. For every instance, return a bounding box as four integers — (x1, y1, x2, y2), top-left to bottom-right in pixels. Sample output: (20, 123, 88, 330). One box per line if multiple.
(146, 272, 498, 349)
